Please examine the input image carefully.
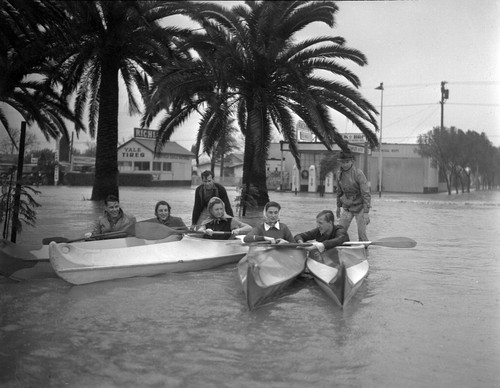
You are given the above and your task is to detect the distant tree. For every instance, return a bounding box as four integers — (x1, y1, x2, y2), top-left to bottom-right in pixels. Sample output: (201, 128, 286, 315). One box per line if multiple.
(319, 152, 339, 180)
(418, 126, 456, 195)
(31, 148, 57, 185)
(210, 119, 242, 177)
(0, 127, 39, 155)
(319, 153, 339, 182)
(81, 141, 97, 157)
(418, 126, 497, 194)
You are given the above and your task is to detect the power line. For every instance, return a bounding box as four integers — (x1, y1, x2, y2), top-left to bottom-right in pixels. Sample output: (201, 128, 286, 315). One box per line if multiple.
(447, 81, 500, 86)
(447, 103, 500, 107)
(383, 105, 437, 129)
(382, 102, 500, 108)
(384, 103, 438, 107)
(362, 81, 500, 89)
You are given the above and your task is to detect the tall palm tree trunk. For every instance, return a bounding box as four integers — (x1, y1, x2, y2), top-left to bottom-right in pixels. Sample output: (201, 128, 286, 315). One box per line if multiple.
(241, 107, 270, 210)
(91, 63, 120, 201)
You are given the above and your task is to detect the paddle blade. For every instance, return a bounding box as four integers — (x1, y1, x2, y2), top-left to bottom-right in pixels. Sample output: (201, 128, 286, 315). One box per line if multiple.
(372, 237, 417, 248)
(42, 237, 69, 244)
(0, 255, 38, 277)
(134, 222, 185, 240)
(345, 237, 416, 248)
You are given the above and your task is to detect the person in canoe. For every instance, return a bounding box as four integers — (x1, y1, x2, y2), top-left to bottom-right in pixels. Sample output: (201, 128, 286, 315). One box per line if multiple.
(191, 170, 234, 227)
(243, 201, 295, 244)
(85, 194, 136, 238)
(198, 197, 252, 240)
(294, 210, 349, 261)
(336, 149, 371, 241)
(144, 200, 187, 230)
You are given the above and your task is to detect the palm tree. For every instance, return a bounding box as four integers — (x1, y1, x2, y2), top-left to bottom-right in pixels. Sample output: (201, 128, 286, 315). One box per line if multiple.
(0, 0, 84, 147)
(49, 1, 193, 200)
(144, 1, 379, 206)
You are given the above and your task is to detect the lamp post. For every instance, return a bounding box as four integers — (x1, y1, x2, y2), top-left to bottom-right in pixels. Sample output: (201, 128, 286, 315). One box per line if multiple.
(375, 82, 384, 198)
(279, 140, 284, 191)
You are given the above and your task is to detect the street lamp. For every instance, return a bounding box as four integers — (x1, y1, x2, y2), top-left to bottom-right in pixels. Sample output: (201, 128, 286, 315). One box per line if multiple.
(375, 82, 384, 198)
(279, 140, 284, 191)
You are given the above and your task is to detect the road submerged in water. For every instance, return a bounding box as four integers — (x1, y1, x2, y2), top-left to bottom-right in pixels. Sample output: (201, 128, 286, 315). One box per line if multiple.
(1, 186, 499, 387)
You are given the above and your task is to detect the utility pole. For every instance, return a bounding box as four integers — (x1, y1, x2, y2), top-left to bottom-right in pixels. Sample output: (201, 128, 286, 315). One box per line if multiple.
(440, 81, 449, 129)
(375, 82, 384, 198)
(10, 121, 26, 242)
(69, 132, 74, 172)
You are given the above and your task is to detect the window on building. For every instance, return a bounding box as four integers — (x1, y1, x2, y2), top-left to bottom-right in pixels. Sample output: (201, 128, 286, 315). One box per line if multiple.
(118, 161, 133, 172)
(152, 162, 162, 171)
(134, 161, 150, 171)
(163, 162, 172, 171)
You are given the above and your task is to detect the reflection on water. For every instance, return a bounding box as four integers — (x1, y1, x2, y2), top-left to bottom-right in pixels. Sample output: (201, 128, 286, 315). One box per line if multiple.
(1, 186, 500, 387)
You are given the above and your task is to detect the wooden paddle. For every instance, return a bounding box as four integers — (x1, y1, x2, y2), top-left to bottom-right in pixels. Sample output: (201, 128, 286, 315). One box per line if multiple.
(42, 222, 189, 245)
(42, 230, 128, 245)
(186, 231, 233, 237)
(343, 237, 417, 248)
(239, 241, 313, 248)
(133, 222, 189, 240)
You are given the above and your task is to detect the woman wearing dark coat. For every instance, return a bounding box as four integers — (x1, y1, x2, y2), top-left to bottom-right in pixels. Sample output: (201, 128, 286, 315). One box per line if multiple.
(145, 200, 187, 229)
(192, 170, 233, 227)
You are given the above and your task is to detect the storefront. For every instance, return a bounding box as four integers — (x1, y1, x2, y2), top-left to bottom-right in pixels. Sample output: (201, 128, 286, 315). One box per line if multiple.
(268, 121, 439, 194)
(117, 128, 193, 185)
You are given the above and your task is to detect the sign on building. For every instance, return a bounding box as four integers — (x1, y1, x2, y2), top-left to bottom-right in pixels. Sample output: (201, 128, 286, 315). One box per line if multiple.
(134, 128, 158, 139)
(341, 133, 367, 143)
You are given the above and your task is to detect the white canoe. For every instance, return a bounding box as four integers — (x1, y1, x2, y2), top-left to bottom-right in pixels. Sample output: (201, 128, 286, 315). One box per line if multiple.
(1, 234, 180, 262)
(0, 222, 186, 264)
(0, 235, 180, 280)
(306, 245, 369, 307)
(49, 235, 249, 285)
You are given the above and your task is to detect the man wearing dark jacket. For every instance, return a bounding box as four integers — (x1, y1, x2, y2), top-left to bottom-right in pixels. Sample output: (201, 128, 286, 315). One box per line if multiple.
(192, 170, 234, 226)
(294, 210, 349, 253)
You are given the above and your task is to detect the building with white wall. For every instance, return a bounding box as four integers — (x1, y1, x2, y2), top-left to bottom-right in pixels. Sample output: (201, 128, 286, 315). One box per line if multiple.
(117, 128, 193, 185)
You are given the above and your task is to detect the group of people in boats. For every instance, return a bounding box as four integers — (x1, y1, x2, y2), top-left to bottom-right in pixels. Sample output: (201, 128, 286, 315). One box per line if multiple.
(85, 150, 371, 255)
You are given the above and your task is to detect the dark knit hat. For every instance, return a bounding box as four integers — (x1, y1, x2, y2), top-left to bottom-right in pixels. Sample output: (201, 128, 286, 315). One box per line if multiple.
(338, 150, 354, 160)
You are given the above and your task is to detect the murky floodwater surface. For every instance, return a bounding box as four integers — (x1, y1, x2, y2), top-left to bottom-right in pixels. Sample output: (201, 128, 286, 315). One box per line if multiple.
(1, 186, 499, 387)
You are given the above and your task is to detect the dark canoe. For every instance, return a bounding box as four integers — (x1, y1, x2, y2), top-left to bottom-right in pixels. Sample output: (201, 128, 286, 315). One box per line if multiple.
(306, 245, 369, 307)
(237, 244, 307, 310)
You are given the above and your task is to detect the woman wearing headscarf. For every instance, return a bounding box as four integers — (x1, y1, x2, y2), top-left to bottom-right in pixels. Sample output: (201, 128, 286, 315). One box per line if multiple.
(243, 201, 294, 244)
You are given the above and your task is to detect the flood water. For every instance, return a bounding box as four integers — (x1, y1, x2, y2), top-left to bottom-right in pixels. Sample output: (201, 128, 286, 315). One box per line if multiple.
(1, 186, 499, 387)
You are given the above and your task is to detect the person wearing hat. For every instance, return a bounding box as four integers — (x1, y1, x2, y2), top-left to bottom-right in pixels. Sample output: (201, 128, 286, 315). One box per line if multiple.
(335, 150, 371, 241)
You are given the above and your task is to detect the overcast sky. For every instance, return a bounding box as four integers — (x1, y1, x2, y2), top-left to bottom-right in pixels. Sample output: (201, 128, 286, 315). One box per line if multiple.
(4, 0, 500, 152)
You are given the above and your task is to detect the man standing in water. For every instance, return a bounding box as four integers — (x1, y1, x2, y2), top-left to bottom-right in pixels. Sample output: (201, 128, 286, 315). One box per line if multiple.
(336, 150, 371, 241)
(191, 170, 234, 227)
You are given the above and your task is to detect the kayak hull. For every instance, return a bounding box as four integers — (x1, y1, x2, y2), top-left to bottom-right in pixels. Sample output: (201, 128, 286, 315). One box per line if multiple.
(49, 235, 248, 285)
(0, 235, 180, 280)
(306, 245, 369, 307)
(237, 245, 307, 310)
